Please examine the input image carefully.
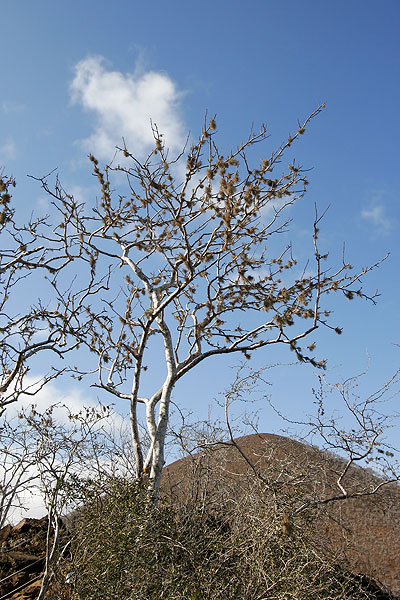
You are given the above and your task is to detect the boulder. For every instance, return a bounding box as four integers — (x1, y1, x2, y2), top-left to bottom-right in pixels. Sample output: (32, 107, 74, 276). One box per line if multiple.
(0, 517, 47, 600)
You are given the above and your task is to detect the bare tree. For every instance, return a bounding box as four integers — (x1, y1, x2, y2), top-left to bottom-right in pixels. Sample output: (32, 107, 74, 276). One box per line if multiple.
(0, 412, 41, 527)
(25, 404, 103, 600)
(0, 171, 80, 415)
(166, 359, 399, 499)
(66, 371, 400, 600)
(3, 402, 120, 598)
(34, 106, 383, 499)
(301, 366, 400, 501)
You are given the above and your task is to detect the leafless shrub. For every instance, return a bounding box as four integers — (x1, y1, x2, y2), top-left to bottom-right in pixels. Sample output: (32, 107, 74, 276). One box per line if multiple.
(51, 470, 393, 600)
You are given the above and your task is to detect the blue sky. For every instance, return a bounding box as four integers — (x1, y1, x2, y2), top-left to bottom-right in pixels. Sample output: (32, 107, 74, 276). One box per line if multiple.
(1, 1, 399, 455)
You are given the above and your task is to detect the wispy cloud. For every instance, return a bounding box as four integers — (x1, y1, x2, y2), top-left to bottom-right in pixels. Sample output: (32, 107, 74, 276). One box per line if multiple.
(1, 101, 25, 114)
(361, 202, 393, 236)
(0, 137, 17, 162)
(70, 56, 186, 160)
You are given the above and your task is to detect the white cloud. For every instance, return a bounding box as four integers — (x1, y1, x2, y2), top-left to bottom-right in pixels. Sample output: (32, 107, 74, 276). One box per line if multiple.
(5, 376, 96, 423)
(8, 375, 127, 436)
(70, 56, 186, 160)
(1, 101, 25, 114)
(361, 204, 392, 235)
(0, 137, 17, 162)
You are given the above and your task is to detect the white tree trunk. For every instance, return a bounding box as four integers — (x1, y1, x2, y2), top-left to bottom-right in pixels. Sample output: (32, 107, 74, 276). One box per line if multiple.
(150, 384, 173, 500)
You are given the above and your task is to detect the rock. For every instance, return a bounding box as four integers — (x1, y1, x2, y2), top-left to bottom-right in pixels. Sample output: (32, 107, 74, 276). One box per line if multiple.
(7, 551, 44, 563)
(9, 578, 42, 600)
(0, 523, 12, 543)
(12, 516, 48, 534)
(0, 517, 49, 600)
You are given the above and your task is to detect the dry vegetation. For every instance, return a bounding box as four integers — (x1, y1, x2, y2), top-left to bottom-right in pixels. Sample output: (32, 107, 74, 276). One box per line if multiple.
(41, 434, 399, 600)
(1, 108, 398, 599)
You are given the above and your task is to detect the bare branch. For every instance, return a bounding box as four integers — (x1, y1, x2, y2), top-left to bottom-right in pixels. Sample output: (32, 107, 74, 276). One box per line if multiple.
(26, 107, 383, 495)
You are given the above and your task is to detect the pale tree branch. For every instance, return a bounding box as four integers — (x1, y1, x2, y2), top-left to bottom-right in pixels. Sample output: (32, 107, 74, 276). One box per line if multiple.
(26, 106, 385, 497)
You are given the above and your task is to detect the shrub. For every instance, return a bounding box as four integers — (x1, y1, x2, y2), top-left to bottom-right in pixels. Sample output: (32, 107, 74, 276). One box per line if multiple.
(49, 476, 389, 600)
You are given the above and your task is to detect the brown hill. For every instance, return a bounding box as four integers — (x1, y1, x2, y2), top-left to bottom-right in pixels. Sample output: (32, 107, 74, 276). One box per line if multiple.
(162, 433, 400, 597)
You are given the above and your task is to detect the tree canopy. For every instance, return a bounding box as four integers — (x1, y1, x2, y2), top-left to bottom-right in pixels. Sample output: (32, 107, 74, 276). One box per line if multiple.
(2, 106, 381, 496)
